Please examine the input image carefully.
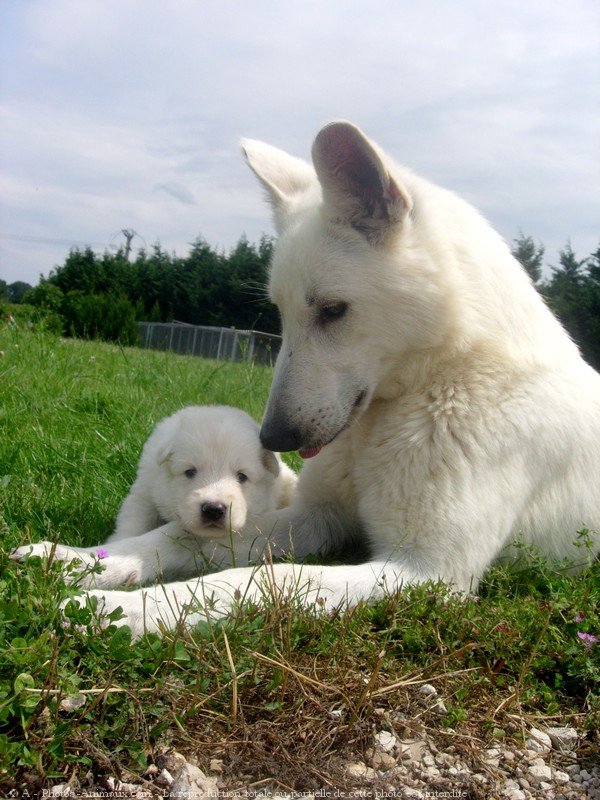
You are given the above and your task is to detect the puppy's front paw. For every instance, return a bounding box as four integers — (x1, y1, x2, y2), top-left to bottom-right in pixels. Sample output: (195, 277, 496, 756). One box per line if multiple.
(10, 541, 109, 588)
(9, 542, 142, 589)
(10, 541, 61, 561)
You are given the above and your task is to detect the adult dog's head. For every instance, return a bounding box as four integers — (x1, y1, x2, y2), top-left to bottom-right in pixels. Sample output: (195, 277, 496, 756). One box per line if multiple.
(143, 406, 292, 537)
(243, 122, 451, 458)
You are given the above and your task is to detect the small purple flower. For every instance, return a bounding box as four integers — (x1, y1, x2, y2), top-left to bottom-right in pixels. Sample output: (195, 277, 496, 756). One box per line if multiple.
(577, 632, 597, 649)
(96, 548, 109, 560)
(575, 614, 584, 623)
(61, 619, 85, 634)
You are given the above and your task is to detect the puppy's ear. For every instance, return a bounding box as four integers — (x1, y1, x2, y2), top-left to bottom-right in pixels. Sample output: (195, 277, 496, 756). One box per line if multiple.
(312, 121, 412, 242)
(156, 444, 173, 466)
(242, 138, 316, 234)
(261, 447, 281, 477)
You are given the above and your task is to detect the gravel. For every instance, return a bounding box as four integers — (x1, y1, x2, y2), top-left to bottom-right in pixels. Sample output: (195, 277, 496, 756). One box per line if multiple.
(28, 715, 600, 798)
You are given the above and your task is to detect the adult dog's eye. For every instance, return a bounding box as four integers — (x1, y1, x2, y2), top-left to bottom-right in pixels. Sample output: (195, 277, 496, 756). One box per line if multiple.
(236, 471, 248, 484)
(184, 467, 197, 479)
(317, 302, 348, 325)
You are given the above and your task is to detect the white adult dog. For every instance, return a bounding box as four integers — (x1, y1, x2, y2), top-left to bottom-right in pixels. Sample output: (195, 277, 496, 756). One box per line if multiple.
(12, 406, 296, 588)
(31, 122, 600, 635)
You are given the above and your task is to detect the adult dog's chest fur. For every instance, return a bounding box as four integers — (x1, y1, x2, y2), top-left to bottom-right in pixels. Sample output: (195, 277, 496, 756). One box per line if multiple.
(341, 365, 521, 535)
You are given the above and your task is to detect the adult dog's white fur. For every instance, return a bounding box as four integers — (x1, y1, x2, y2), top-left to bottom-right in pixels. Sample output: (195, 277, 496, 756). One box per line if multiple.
(12, 406, 297, 588)
(27, 122, 600, 635)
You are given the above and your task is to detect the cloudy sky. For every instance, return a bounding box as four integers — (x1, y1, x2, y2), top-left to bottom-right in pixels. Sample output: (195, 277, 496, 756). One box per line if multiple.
(1, 0, 598, 287)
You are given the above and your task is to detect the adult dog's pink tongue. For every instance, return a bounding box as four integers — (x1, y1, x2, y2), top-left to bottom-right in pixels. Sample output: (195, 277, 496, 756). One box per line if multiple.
(299, 445, 322, 459)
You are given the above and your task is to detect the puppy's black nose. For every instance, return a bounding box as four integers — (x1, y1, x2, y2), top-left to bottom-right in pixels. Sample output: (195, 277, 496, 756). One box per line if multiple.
(201, 502, 227, 525)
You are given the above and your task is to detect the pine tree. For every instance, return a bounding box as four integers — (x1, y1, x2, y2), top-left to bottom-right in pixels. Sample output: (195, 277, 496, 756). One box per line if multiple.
(511, 232, 545, 283)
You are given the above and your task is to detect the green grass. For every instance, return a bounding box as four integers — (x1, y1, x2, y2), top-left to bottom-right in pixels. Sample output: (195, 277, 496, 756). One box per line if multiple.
(0, 327, 598, 793)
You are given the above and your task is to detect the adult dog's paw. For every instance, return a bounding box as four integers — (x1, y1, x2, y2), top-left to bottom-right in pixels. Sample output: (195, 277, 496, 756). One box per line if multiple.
(62, 589, 154, 638)
(61, 583, 214, 638)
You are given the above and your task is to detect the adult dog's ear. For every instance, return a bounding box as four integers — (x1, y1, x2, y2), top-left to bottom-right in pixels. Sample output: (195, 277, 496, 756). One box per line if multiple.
(242, 138, 316, 233)
(312, 121, 412, 242)
(261, 447, 281, 477)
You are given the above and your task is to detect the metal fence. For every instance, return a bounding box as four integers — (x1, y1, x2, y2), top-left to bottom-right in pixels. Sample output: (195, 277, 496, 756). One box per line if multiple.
(137, 322, 281, 365)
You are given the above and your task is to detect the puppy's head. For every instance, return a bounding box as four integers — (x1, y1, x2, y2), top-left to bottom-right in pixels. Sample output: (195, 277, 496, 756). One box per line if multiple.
(150, 406, 288, 538)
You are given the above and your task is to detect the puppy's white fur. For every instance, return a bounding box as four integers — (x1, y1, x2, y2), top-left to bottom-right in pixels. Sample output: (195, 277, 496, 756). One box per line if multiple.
(12, 406, 296, 588)
(34, 122, 600, 635)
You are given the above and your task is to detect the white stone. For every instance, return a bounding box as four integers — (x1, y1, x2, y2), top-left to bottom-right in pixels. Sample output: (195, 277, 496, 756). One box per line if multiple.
(157, 769, 174, 787)
(526, 727, 552, 753)
(399, 738, 427, 761)
(170, 763, 219, 799)
(59, 694, 86, 712)
(484, 747, 501, 767)
(345, 761, 377, 780)
(547, 726, 579, 752)
(418, 683, 438, 697)
(528, 762, 553, 784)
(502, 789, 525, 800)
(502, 779, 520, 790)
(554, 770, 570, 785)
(374, 730, 397, 752)
(432, 698, 447, 714)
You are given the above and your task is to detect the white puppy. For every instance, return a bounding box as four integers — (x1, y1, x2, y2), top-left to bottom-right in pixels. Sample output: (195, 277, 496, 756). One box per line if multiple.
(12, 406, 297, 588)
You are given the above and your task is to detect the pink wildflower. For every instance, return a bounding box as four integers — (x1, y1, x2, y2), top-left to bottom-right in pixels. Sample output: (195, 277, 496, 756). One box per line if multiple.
(577, 632, 597, 648)
(96, 548, 109, 559)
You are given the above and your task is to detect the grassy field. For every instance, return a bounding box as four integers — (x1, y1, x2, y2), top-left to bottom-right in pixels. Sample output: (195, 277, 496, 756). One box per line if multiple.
(0, 326, 598, 794)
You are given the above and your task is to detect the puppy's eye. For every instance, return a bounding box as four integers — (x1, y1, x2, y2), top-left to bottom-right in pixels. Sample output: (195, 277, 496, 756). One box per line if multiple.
(236, 471, 248, 484)
(317, 302, 348, 326)
(184, 468, 197, 479)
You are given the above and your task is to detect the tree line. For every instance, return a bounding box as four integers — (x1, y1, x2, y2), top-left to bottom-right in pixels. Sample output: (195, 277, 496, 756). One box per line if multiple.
(2, 232, 600, 370)
(511, 233, 600, 370)
(12, 236, 278, 345)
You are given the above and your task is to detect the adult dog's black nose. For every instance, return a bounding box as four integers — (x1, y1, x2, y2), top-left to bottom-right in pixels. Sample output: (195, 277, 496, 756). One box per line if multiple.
(260, 419, 303, 453)
(201, 502, 227, 525)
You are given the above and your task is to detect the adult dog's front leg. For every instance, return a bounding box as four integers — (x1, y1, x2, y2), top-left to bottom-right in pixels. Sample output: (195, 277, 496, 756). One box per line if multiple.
(69, 560, 408, 637)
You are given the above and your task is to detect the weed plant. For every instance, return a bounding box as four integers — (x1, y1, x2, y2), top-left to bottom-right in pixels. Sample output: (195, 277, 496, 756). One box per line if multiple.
(0, 327, 598, 792)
